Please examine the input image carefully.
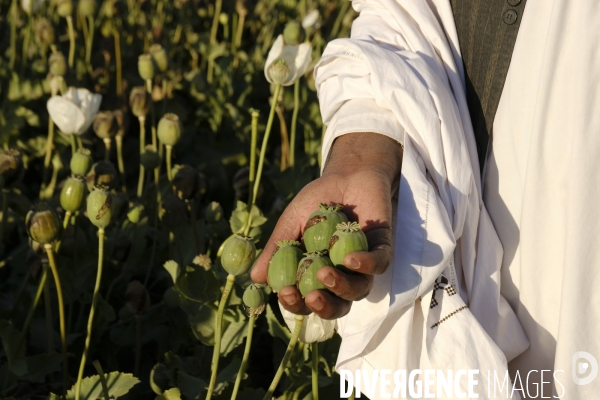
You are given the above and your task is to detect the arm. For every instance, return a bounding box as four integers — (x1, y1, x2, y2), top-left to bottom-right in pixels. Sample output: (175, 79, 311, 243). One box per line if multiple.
(250, 131, 402, 319)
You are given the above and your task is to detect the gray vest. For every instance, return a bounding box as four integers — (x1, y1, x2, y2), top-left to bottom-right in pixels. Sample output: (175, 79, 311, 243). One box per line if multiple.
(450, 0, 527, 168)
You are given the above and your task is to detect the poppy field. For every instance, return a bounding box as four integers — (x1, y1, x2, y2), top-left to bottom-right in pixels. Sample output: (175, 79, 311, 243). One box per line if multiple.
(0, 0, 356, 398)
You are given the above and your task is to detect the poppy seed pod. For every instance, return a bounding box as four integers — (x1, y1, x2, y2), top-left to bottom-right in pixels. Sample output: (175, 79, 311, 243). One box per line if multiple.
(157, 113, 181, 146)
(125, 281, 150, 315)
(267, 59, 290, 85)
(329, 222, 369, 269)
(70, 148, 92, 176)
(267, 240, 304, 292)
(0, 149, 24, 188)
(149, 44, 168, 72)
(34, 18, 55, 45)
(93, 111, 118, 140)
(138, 54, 155, 81)
(26, 204, 62, 245)
(220, 234, 256, 276)
(243, 284, 266, 316)
(140, 145, 161, 170)
(172, 165, 206, 201)
(56, 0, 73, 17)
(283, 21, 305, 45)
(297, 251, 333, 297)
(129, 87, 150, 118)
(303, 203, 348, 253)
(86, 161, 118, 190)
(86, 186, 113, 229)
(49, 52, 67, 77)
(60, 175, 86, 212)
(158, 193, 189, 229)
(204, 201, 223, 223)
(78, 0, 96, 16)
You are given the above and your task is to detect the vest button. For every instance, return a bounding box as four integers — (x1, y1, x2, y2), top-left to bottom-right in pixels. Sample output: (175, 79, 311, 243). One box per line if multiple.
(507, 0, 521, 5)
(502, 9, 518, 25)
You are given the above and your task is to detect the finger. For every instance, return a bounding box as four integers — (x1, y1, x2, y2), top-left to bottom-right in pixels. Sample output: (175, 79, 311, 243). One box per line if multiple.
(277, 286, 312, 315)
(305, 289, 352, 319)
(316, 266, 373, 301)
(250, 203, 303, 283)
(343, 226, 393, 275)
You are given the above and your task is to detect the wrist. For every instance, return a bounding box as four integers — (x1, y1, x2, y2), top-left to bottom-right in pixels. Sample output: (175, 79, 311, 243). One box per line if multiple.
(323, 132, 403, 182)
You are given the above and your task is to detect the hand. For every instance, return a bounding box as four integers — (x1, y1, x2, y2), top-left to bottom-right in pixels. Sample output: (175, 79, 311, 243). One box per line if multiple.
(250, 132, 403, 319)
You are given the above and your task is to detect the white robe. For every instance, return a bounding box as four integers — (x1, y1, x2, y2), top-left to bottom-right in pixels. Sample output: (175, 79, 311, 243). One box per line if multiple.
(314, 0, 600, 398)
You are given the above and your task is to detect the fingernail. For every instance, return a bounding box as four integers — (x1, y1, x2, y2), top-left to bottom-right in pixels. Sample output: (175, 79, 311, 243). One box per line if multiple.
(281, 293, 297, 305)
(311, 297, 324, 311)
(348, 258, 360, 270)
(322, 273, 335, 288)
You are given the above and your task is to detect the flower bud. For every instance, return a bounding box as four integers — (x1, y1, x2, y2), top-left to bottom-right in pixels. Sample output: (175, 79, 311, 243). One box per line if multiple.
(56, 0, 73, 17)
(86, 186, 113, 229)
(220, 234, 256, 276)
(78, 0, 96, 17)
(243, 284, 266, 315)
(149, 44, 168, 72)
(157, 113, 181, 146)
(26, 203, 62, 244)
(49, 52, 67, 77)
(0, 149, 24, 188)
(70, 148, 92, 176)
(60, 175, 86, 212)
(125, 281, 150, 315)
(93, 111, 118, 140)
(204, 201, 223, 223)
(129, 87, 150, 118)
(283, 21, 305, 45)
(140, 145, 161, 170)
(138, 54, 155, 81)
(127, 202, 144, 224)
(34, 18, 55, 45)
(158, 194, 189, 230)
(86, 161, 117, 190)
(172, 165, 206, 201)
(267, 59, 289, 85)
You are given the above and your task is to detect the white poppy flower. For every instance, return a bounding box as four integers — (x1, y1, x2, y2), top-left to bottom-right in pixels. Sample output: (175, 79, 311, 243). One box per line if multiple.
(47, 87, 102, 135)
(264, 35, 312, 86)
(280, 305, 336, 344)
(302, 9, 320, 30)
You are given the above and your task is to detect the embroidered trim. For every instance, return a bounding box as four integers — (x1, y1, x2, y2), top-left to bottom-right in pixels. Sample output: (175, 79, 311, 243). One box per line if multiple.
(430, 306, 469, 329)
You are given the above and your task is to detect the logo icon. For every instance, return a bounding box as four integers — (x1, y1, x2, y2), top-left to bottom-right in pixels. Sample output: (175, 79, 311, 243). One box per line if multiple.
(572, 351, 598, 385)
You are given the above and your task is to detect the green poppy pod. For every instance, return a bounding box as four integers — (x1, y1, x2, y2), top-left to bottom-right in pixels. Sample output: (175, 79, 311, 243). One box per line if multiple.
(157, 113, 181, 146)
(48, 52, 67, 76)
(283, 21, 305, 45)
(220, 234, 256, 276)
(86, 186, 113, 229)
(70, 148, 92, 176)
(329, 222, 369, 269)
(138, 54, 155, 81)
(127, 202, 144, 224)
(243, 284, 266, 310)
(60, 175, 86, 212)
(78, 0, 96, 17)
(149, 44, 169, 73)
(129, 86, 150, 118)
(26, 204, 62, 245)
(297, 251, 333, 297)
(267, 240, 304, 292)
(56, 0, 73, 17)
(303, 203, 348, 253)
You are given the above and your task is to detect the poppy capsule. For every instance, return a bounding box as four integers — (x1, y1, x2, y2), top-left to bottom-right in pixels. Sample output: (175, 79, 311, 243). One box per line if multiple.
(267, 240, 303, 293)
(303, 203, 348, 253)
(220, 234, 256, 276)
(243, 284, 266, 316)
(86, 186, 113, 229)
(328, 221, 369, 269)
(296, 251, 333, 297)
(60, 175, 86, 212)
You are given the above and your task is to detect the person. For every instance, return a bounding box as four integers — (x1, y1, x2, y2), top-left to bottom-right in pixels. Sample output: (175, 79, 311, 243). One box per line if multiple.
(251, 0, 600, 398)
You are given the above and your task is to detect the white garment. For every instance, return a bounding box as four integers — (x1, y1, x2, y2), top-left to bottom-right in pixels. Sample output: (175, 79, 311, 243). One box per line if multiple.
(485, 0, 600, 398)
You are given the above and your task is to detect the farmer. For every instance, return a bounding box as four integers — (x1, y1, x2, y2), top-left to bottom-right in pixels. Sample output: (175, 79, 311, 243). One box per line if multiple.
(252, 0, 599, 398)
